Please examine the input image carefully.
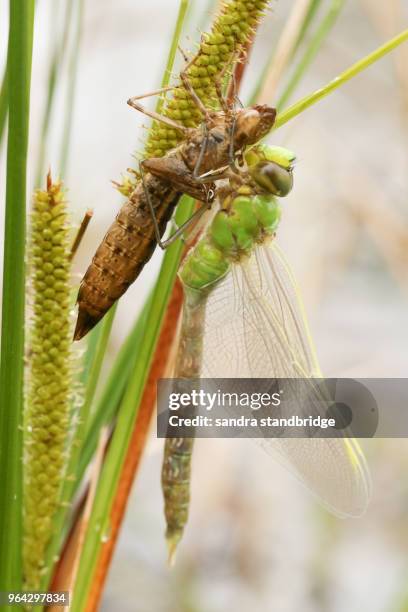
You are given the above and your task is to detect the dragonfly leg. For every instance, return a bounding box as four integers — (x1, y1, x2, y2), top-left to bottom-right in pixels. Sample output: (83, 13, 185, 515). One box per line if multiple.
(177, 44, 190, 64)
(210, 47, 246, 115)
(159, 202, 212, 249)
(213, 53, 237, 113)
(139, 160, 213, 250)
(128, 85, 176, 102)
(179, 57, 212, 123)
(226, 53, 246, 109)
(139, 161, 168, 248)
(214, 75, 230, 114)
(179, 42, 237, 118)
(194, 165, 230, 183)
(127, 96, 189, 135)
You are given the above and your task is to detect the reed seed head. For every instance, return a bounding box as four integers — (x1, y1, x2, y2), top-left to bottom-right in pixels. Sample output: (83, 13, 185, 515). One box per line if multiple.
(23, 174, 76, 591)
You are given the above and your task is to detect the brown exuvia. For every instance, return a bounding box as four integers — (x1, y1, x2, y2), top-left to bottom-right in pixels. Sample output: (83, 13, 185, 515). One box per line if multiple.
(74, 104, 276, 340)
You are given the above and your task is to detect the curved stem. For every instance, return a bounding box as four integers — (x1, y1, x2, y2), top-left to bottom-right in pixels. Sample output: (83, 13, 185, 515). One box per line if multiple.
(274, 28, 408, 129)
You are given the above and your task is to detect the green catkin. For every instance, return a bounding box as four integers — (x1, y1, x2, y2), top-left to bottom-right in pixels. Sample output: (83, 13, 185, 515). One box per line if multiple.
(118, 0, 270, 195)
(23, 176, 75, 591)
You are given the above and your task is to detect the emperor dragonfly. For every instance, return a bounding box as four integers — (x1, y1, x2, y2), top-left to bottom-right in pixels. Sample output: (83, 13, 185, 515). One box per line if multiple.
(162, 143, 371, 561)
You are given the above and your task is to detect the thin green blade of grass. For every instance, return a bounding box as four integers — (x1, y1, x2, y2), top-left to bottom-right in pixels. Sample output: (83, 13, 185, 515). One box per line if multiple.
(274, 28, 408, 129)
(80, 325, 106, 388)
(70, 195, 194, 611)
(35, 0, 75, 185)
(80, 307, 117, 434)
(293, 0, 324, 53)
(0, 65, 8, 148)
(277, 0, 345, 110)
(77, 292, 153, 486)
(59, 0, 85, 177)
(157, 0, 191, 115)
(0, 0, 35, 605)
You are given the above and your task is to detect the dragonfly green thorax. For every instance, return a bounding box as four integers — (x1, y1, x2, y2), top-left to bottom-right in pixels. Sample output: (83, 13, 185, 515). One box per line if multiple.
(180, 145, 296, 291)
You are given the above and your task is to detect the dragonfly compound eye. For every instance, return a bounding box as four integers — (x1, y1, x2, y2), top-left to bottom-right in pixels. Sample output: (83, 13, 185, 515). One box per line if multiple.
(250, 161, 294, 197)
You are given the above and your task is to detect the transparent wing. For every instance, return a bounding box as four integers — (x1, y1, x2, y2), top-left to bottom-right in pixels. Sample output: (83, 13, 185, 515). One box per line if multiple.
(201, 242, 371, 517)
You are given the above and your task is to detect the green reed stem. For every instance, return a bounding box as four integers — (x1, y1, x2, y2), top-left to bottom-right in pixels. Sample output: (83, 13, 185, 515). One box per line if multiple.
(0, 65, 8, 148)
(0, 1, 35, 605)
(277, 0, 344, 110)
(274, 28, 408, 129)
(157, 0, 190, 114)
(71, 195, 194, 611)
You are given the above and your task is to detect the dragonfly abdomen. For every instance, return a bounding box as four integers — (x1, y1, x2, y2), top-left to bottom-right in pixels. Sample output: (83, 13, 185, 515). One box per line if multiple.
(74, 175, 180, 340)
(162, 289, 207, 562)
(162, 437, 194, 563)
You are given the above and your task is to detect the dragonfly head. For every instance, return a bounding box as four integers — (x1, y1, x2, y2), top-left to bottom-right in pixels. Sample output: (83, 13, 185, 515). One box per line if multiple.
(246, 144, 296, 197)
(234, 105, 276, 148)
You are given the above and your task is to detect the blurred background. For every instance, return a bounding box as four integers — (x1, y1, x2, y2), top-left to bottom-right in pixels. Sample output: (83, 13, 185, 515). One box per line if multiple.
(1, 0, 408, 610)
